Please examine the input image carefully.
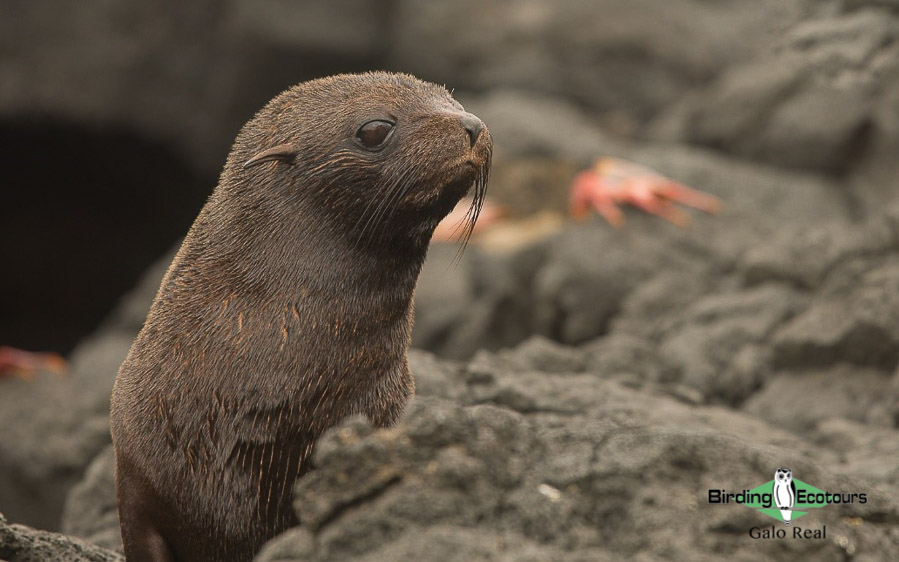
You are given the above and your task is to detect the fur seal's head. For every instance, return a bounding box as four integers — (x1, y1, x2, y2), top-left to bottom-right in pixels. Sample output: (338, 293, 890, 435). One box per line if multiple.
(229, 72, 491, 251)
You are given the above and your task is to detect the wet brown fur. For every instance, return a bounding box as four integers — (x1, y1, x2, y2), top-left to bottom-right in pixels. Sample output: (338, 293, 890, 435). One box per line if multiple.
(110, 72, 491, 561)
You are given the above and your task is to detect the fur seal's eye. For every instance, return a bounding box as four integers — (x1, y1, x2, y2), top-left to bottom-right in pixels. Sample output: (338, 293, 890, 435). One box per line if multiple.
(356, 120, 395, 149)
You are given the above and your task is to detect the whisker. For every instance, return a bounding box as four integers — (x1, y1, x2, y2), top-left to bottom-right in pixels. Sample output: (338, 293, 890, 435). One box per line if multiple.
(451, 163, 489, 266)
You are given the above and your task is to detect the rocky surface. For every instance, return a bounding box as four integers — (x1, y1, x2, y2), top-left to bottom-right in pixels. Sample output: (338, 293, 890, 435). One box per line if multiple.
(3, 2, 899, 561)
(253, 346, 899, 561)
(61, 446, 122, 554)
(652, 4, 899, 212)
(0, 512, 121, 562)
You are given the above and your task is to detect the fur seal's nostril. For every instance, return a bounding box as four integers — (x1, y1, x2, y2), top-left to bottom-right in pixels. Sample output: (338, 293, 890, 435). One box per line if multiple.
(460, 113, 484, 147)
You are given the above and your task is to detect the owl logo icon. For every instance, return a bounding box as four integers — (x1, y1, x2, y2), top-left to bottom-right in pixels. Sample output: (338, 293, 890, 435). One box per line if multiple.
(773, 468, 796, 524)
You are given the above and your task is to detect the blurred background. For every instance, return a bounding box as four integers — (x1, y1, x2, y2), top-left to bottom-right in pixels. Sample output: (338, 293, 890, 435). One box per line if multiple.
(2, 1, 899, 557)
(6, 0, 898, 355)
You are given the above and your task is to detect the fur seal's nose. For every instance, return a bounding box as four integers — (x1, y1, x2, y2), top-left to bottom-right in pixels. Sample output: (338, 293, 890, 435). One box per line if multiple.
(460, 113, 484, 147)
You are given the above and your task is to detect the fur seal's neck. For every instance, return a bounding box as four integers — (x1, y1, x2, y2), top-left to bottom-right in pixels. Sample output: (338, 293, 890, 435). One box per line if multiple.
(182, 185, 429, 311)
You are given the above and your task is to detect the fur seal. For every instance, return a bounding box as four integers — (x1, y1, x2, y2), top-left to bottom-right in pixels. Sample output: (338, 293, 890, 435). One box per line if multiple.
(110, 72, 491, 561)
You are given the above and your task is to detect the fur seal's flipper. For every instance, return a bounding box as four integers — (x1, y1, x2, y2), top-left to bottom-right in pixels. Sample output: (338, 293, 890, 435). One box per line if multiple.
(243, 143, 298, 168)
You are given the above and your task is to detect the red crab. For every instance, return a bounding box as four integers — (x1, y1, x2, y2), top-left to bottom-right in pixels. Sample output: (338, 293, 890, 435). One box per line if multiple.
(0, 346, 67, 381)
(571, 157, 721, 227)
(434, 156, 722, 242)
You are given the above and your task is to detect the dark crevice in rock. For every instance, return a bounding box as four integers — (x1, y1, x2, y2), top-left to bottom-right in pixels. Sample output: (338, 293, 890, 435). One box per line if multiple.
(0, 116, 209, 354)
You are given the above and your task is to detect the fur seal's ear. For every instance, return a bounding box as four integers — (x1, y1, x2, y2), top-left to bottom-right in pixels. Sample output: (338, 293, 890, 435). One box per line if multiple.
(243, 144, 298, 169)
